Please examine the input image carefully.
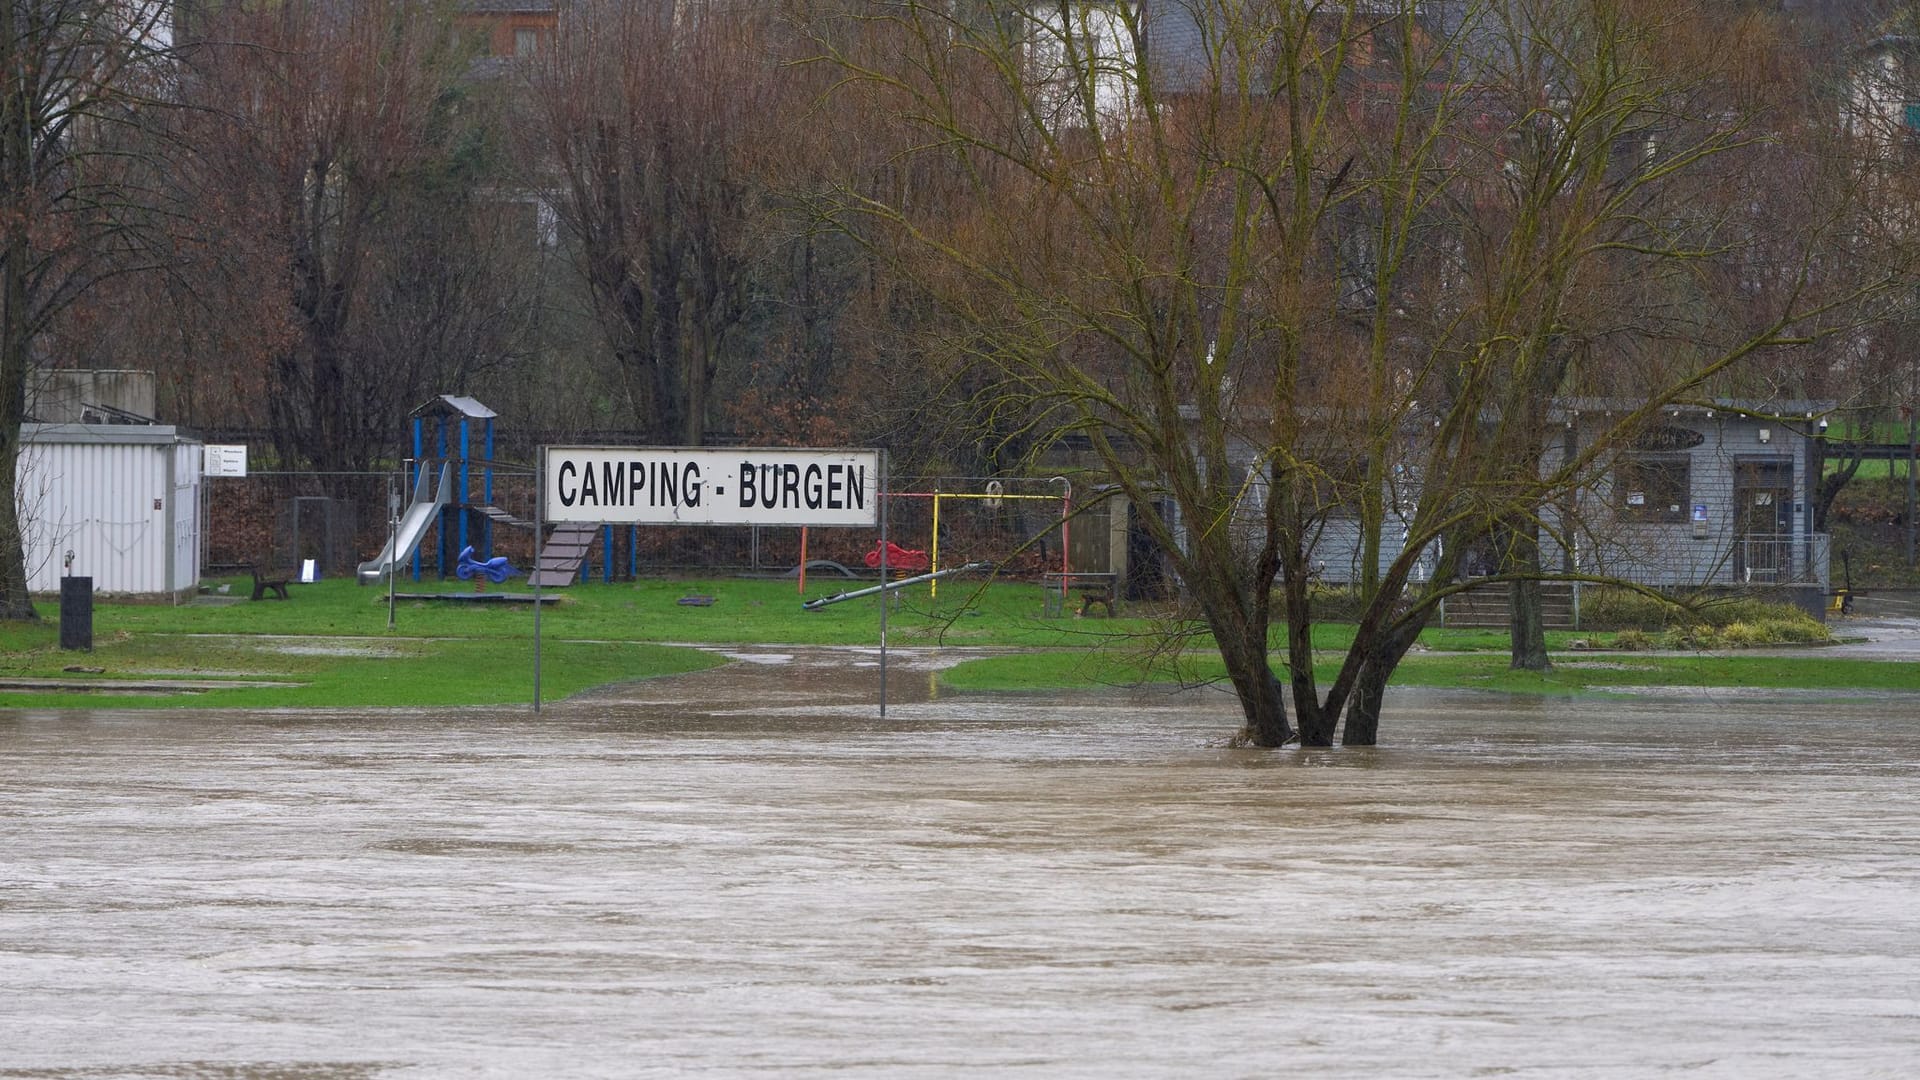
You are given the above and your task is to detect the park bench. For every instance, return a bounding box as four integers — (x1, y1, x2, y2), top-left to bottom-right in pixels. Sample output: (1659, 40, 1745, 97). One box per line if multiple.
(248, 563, 292, 601)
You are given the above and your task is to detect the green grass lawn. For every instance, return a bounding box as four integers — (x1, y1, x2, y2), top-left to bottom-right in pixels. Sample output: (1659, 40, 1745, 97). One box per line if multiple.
(96, 573, 1634, 650)
(1821, 420, 1920, 445)
(58, 573, 1172, 648)
(43, 571, 1529, 651)
(0, 571, 1893, 709)
(1826, 459, 1919, 482)
(0, 572, 1137, 709)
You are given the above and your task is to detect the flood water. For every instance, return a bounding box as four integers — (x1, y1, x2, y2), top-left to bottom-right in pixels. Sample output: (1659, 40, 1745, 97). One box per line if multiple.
(4, 645, 1919, 1077)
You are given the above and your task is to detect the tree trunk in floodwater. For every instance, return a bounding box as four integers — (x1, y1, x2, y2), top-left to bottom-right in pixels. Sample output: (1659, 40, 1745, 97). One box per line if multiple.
(1342, 623, 1421, 746)
(1344, 663, 1384, 746)
(1220, 627, 1294, 747)
(1295, 690, 1338, 747)
(1183, 546, 1294, 748)
(1279, 567, 1335, 747)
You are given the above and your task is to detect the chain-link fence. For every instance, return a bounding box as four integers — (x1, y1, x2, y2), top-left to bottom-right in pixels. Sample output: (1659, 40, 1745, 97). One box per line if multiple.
(204, 469, 1091, 585)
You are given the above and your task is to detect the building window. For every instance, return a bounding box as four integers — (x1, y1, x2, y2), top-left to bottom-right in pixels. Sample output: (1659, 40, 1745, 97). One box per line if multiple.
(514, 28, 539, 56)
(1616, 455, 1689, 522)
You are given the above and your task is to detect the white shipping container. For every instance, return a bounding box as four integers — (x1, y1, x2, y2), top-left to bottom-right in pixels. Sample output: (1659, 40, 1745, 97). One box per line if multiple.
(16, 424, 203, 598)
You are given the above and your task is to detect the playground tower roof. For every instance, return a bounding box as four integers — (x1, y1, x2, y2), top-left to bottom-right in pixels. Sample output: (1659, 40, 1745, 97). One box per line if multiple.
(412, 395, 497, 420)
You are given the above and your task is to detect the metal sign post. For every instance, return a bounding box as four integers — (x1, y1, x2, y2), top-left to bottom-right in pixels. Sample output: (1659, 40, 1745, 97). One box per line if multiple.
(386, 468, 399, 630)
(534, 447, 545, 713)
(879, 452, 889, 718)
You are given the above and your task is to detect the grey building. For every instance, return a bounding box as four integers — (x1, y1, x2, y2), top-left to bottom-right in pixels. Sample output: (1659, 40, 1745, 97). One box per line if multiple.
(1558, 400, 1830, 594)
(1215, 398, 1830, 598)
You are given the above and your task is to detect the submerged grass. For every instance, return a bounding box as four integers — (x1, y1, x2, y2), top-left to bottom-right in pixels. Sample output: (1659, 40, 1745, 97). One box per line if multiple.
(0, 620, 722, 709)
(938, 647, 1920, 696)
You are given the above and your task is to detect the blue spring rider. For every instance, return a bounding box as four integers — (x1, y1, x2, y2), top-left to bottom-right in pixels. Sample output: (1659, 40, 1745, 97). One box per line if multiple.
(455, 546, 519, 584)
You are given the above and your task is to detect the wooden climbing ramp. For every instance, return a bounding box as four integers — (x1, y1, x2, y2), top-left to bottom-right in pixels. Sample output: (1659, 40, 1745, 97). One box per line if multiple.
(529, 523, 598, 587)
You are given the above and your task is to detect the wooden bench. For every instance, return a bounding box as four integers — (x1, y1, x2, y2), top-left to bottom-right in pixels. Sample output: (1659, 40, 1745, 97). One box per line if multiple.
(1043, 572, 1118, 617)
(249, 564, 292, 601)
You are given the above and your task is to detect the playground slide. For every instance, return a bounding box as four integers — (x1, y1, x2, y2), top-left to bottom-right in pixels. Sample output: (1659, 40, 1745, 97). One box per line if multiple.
(357, 461, 453, 584)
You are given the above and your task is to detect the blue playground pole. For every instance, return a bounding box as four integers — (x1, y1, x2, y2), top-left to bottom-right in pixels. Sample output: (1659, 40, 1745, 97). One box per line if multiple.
(483, 415, 496, 559)
(436, 417, 450, 578)
(458, 415, 471, 565)
(411, 417, 425, 582)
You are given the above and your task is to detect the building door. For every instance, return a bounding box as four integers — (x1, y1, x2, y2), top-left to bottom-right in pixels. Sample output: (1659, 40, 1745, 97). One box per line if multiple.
(1733, 459, 1793, 582)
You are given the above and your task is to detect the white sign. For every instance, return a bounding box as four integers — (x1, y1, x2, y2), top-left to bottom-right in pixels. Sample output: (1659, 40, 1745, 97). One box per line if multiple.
(204, 444, 248, 477)
(544, 447, 880, 526)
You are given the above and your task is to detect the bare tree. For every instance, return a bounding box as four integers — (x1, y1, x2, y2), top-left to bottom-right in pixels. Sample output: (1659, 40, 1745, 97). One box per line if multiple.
(1440, 1, 1807, 670)
(175, 0, 502, 474)
(1820, 2, 1920, 544)
(1, 0, 175, 619)
(523, 0, 797, 446)
(812, 0, 1876, 746)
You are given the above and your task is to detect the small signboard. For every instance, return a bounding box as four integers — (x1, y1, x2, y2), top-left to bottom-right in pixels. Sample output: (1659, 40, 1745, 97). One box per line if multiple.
(203, 444, 248, 477)
(543, 447, 881, 527)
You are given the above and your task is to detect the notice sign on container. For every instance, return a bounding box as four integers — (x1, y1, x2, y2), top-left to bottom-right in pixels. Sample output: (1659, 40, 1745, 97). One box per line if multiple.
(203, 444, 248, 477)
(544, 447, 880, 527)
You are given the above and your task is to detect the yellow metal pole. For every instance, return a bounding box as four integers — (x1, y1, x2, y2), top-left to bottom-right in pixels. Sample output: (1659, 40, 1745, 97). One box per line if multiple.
(921, 492, 1058, 599)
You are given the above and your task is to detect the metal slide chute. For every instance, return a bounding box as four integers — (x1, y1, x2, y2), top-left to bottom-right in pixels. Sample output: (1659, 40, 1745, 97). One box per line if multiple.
(358, 461, 453, 584)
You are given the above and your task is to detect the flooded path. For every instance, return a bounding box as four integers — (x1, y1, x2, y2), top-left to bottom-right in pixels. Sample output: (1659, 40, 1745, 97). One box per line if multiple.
(4, 648, 1919, 1077)
(1818, 592, 1920, 660)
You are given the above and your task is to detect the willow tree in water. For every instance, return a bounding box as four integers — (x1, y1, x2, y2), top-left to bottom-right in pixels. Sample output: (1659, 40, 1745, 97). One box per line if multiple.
(812, 0, 1871, 746)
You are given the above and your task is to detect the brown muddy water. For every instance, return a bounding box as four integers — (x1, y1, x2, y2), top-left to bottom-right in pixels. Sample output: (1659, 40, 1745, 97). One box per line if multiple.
(3, 645, 1919, 1078)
